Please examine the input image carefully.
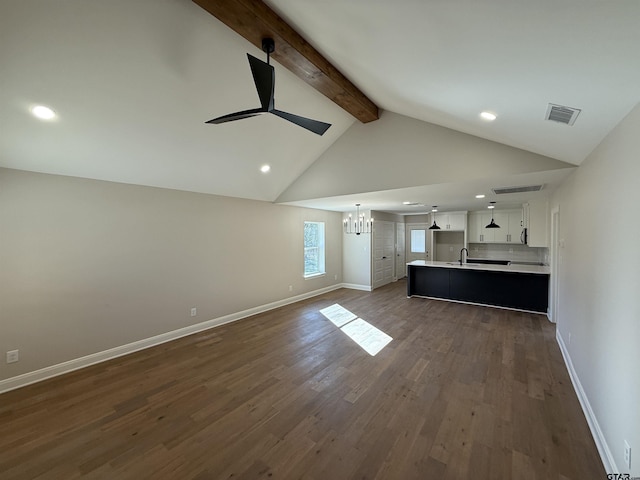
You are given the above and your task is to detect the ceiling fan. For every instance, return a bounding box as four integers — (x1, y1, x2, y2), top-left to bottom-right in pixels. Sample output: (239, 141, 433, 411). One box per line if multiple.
(206, 38, 331, 136)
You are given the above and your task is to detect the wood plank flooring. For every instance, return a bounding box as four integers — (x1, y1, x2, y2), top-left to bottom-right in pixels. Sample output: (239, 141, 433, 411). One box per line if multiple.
(0, 280, 605, 479)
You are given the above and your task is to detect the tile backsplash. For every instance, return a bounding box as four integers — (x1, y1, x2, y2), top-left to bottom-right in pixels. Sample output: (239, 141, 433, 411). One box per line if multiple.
(468, 243, 549, 265)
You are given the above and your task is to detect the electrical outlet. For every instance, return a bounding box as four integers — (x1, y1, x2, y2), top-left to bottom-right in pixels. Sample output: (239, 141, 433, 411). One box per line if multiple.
(334, 274, 338, 280)
(509, 248, 514, 253)
(6, 350, 19, 364)
(624, 440, 631, 470)
(568, 333, 572, 345)
(288, 285, 293, 292)
(190, 307, 197, 317)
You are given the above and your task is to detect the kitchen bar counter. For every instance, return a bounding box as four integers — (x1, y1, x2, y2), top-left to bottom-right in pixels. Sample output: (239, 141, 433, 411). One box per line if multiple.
(407, 260, 550, 275)
(407, 260, 550, 313)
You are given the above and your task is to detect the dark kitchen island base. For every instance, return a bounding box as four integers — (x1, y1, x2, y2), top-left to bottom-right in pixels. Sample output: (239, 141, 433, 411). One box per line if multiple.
(407, 263, 549, 314)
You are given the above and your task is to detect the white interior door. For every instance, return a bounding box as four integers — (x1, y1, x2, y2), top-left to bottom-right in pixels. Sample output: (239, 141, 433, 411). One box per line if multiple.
(395, 222, 405, 279)
(405, 223, 430, 264)
(372, 221, 395, 289)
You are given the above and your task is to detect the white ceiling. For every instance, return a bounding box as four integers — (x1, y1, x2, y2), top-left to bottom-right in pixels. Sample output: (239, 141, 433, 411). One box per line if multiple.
(0, 1, 355, 202)
(2, 0, 639, 213)
(266, 0, 640, 165)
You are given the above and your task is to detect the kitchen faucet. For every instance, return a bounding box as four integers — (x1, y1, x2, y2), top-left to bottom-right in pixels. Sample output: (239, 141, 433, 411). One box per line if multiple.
(459, 247, 469, 265)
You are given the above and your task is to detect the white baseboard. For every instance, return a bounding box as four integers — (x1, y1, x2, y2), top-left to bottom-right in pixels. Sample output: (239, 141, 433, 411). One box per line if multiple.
(556, 330, 616, 473)
(341, 283, 372, 291)
(0, 284, 343, 394)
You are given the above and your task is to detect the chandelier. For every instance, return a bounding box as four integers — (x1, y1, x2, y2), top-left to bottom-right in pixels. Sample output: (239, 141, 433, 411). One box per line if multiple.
(343, 204, 373, 235)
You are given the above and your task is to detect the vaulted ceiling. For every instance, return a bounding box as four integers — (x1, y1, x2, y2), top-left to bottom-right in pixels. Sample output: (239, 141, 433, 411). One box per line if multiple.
(2, 0, 639, 214)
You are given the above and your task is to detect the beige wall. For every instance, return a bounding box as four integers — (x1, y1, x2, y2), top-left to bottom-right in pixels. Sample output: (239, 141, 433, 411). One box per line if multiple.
(276, 111, 575, 203)
(370, 210, 404, 223)
(551, 103, 640, 474)
(342, 211, 404, 289)
(0, 168, 342, 381)
(433, 231, 464, 262)
(342, 208, 372, 288)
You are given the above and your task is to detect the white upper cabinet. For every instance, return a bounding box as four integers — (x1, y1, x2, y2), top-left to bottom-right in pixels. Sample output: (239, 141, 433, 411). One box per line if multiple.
(468, 212, 483, 242)
(506, 210, 524, 243)
(467, 209, 523, 244)
(433, 211, 467, 230)
(523, 199, 549, 247)
(487, 211, 508, 243)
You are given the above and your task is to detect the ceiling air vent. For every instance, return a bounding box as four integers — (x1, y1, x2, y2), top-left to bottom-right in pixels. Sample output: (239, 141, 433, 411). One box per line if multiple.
(545, 103, 581, 126)
(492, 185, 544, 195)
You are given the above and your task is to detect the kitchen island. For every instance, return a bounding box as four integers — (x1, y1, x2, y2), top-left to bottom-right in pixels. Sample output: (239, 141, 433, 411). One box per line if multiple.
(407, 260, 550, 313)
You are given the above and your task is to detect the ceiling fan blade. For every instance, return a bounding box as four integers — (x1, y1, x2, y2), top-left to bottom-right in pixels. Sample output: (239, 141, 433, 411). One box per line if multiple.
(247, 54, 275, 111)
(271, 109, 331, 136)
(205, 108, 265, 124)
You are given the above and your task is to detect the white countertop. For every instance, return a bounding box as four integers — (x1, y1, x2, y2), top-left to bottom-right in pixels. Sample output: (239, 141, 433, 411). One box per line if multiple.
(407, 260, 550, 275)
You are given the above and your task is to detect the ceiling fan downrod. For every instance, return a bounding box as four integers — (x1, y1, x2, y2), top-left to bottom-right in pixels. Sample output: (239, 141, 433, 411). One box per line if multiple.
(262, 38, 275, 65)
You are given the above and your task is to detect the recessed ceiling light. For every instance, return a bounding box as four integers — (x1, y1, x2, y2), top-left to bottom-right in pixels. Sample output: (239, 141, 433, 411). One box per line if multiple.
(402, 201, 412, 205)
(260, 164, 271, 173)
(487, 205, 495, 209)
(475, 194, 485, 199)
(31, 105, 56, 120)
(480, 111, 497, 121)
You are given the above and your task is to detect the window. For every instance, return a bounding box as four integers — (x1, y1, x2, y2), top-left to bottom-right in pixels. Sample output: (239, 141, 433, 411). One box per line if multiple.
(410, 229, 426, 253)
(304, 221, 325, 277)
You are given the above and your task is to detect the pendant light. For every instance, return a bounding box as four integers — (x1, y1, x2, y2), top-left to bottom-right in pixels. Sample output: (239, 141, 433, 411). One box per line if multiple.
(428, 206, 441, 230)
(485, 202, 501, 228)
(343, 204, 373, 235)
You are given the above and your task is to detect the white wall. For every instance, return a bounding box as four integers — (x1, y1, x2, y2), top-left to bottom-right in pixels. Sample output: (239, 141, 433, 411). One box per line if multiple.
(551, 103, 640, 474)
(0, 168, 343, 383)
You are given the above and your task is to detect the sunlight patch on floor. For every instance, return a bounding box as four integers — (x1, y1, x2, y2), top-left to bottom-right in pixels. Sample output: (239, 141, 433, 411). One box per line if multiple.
(320, 303, 357, 327)
(319, 303, 392, 356)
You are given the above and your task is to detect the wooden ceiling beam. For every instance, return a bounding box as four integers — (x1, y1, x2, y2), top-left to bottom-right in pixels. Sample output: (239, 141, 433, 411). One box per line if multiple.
(192, 0, 379, 123)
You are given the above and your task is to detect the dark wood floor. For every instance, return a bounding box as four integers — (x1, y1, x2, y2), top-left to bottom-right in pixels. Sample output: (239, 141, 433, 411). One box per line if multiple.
(0, 280, 605, 479)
